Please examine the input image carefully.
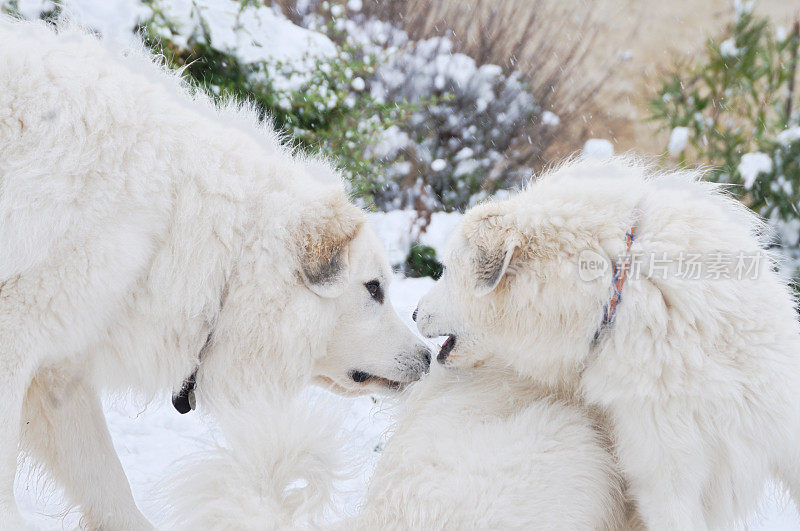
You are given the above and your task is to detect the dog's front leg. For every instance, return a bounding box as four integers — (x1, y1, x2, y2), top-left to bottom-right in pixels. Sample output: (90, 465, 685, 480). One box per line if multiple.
(0, 358, 35, 530)
(612, 402, 711, 531)
(21, 363, 155, 530)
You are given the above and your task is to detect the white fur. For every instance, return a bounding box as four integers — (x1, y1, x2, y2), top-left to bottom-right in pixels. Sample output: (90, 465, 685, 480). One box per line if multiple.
(160, 364, 624, 530)
(0, 18, 429, 528)
(159, 398, 348, 531)
(416, 157, 800, 529)
(355, 364, 624, 530)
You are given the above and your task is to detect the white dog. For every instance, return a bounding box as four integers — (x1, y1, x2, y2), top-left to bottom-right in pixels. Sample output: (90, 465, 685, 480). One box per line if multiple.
(357, 363, 624, 530)
(160, 364, 624, 530)
(415, 157, 800, 529)
(0, 18, 429, 529)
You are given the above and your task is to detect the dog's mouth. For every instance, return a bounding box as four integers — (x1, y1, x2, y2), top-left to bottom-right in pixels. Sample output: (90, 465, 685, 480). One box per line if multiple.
(348, 370, 405, 391)
(314, 374, 405, 396)
(437, 335, 457, 363)
(315, 369, 414, 396)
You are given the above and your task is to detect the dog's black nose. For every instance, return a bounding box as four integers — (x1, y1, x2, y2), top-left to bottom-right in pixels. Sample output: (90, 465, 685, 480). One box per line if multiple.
(412, 307, 418, 322)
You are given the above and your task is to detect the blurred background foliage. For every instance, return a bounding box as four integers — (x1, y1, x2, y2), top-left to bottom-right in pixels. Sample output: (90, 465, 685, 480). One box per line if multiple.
(650, 7, 800, 275)
(2, 0, 799, 278)
(133, 0, 584, 213)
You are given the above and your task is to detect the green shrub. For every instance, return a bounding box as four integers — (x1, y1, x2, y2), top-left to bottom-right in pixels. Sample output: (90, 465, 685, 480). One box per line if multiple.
(404, 243, 443, 280)
(650, 7, 800, 273)
(138, 0, 415, 207)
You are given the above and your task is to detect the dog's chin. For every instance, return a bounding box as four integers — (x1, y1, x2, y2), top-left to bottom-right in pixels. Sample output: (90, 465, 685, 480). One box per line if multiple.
(435, 335, 486, 369)
(313, 374, 408, 397)
(437, 334, 457, 363)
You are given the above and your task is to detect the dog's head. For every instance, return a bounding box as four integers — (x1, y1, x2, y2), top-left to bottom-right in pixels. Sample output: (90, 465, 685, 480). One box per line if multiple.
(196, 162, 431, 412)
(414, 159, 643, 385)
(299, 189, 431, 395)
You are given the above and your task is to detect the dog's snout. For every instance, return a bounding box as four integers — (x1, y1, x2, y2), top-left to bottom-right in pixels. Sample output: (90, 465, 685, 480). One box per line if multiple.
(419, 346, 432, 370)
(414, 305, 433, 336)
(400, 346, 431, 382)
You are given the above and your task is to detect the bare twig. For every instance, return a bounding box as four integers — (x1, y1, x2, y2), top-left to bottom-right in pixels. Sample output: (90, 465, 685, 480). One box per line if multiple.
(785, 18, 799, 121)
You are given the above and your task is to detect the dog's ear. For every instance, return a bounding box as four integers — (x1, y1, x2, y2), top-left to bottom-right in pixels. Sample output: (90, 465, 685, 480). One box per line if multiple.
(472, 240, 517, 297)
(462, 204, 521, 297)
(299, 191, 364, 299)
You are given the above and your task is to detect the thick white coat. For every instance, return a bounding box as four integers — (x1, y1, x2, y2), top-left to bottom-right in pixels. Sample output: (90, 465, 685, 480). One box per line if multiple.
(356, 364, 624, 530)
(161, 364, 624, 530)
(0, 18, 428, 529)
(416, 157, 800, 529)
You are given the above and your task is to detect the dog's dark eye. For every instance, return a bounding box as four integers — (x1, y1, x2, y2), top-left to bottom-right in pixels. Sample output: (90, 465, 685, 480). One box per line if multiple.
(365, 280, 384, 304)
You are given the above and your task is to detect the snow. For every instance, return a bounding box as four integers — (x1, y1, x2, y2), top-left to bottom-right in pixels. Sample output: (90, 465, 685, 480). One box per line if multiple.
(13, 0, 53, 20)
(738, 152, 773, 189)
(17, 400, 219, 529)
(64, 0, 150, 41)
(668, 126, 690, 154)
(367, 125, 411, 160)
(778, 218, 800, 247)
(8, 0, 542, 213)
(366, 210, 417, 266)
(365, 30, 537, 210)
(734, 0, 755, 18)
(419, 211, 463, 258)
(351, 77, 366, 91)
(454, 158, 480, 178)
(13, 0, 147, 40)
(172, 0, 336, 93)
(7, 0, 337, 93)
(777, 127, 800, 146)
(720, 38, 740, 58)
(581, 138, 614, 160)
(455, 147, 474, 161)
(324, 4, 341, 18)
(542, 110, 561, 127)
(366, 209, 463, 263)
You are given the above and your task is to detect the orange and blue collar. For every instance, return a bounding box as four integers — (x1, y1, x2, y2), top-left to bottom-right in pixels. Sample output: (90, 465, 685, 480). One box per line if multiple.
(601, 228, 635, 328)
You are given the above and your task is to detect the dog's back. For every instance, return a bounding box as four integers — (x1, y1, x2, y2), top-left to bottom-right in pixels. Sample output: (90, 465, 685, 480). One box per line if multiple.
(356, 365, 626, 530)
(0, 18, 177, 280)
(539, 159, 800, 527)
(0, 17, 290, 281)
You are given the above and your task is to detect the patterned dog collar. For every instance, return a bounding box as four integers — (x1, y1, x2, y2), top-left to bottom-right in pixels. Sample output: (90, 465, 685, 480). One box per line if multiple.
(601, 228, 636, 328)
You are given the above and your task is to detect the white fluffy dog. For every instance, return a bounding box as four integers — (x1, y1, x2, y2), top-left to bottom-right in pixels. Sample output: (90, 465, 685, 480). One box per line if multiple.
(0, 18, 429, 529)
(415, 157, 800, 529)
(161, 364, 624, 530)
(357, 363, 624, 530)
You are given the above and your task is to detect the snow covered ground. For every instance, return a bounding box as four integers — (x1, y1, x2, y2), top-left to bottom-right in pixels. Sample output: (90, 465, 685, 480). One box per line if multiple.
(15, 269, 800, 529)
